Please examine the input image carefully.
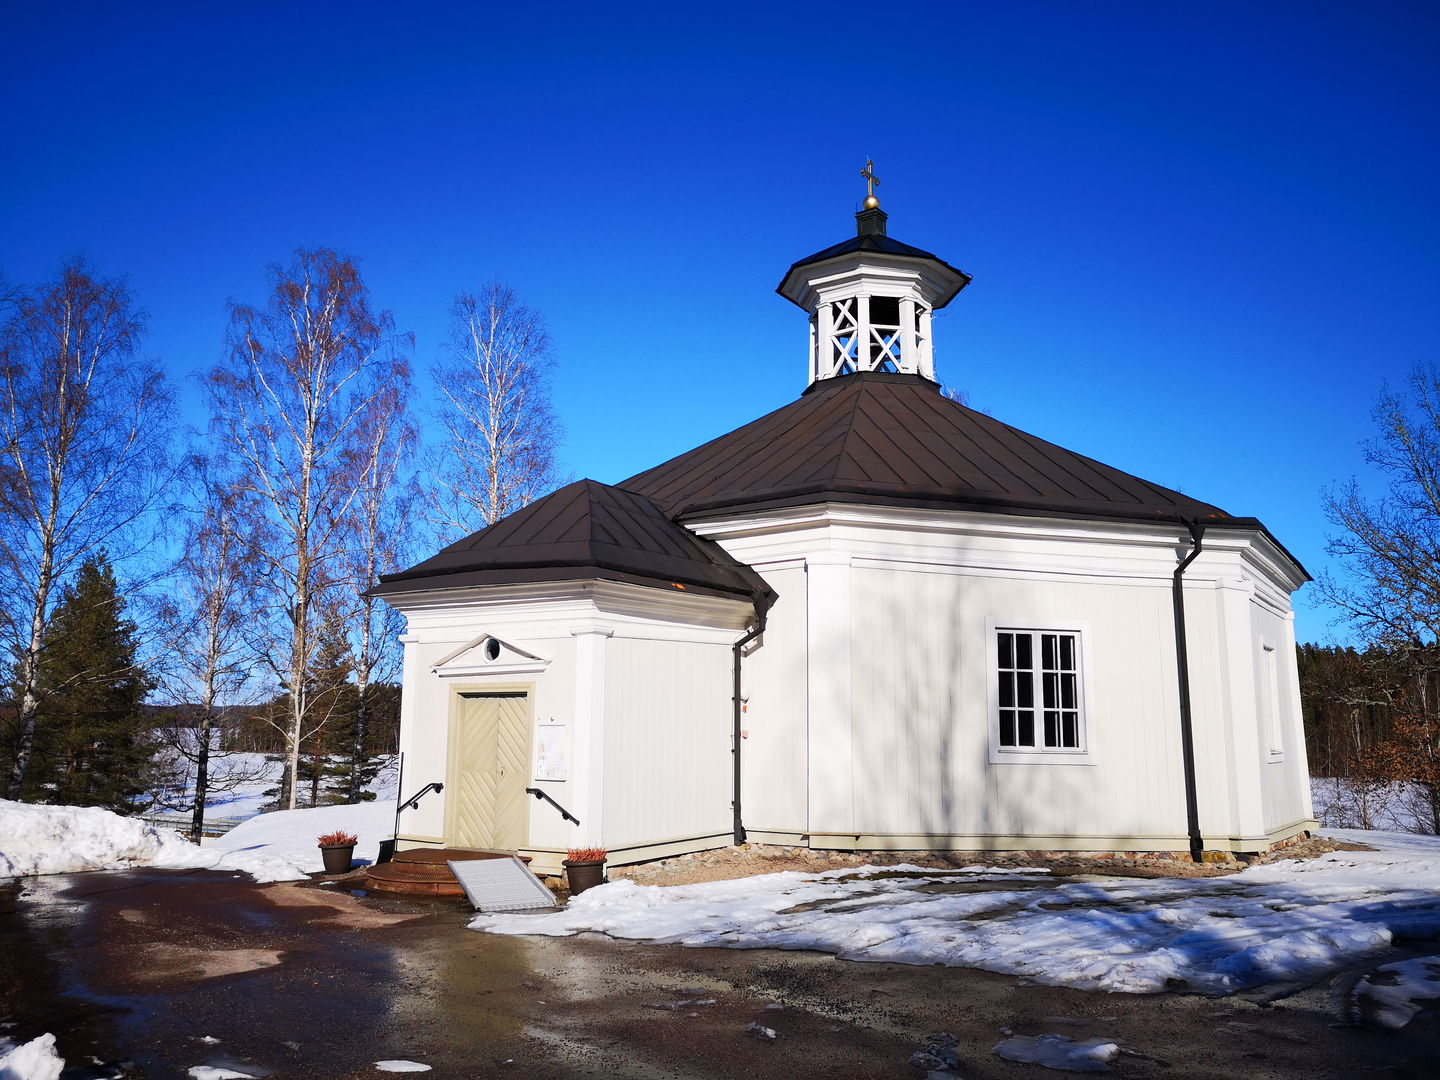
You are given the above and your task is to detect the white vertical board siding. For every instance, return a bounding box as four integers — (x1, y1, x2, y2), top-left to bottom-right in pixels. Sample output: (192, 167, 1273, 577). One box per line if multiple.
(739, 567, 809, 832)
(807, 555, 855, 834)
(848, 564, 971, 837)
(849, 567, 1192, 843)
(395, 637, 446, 842)
(601, 637, 734, 850)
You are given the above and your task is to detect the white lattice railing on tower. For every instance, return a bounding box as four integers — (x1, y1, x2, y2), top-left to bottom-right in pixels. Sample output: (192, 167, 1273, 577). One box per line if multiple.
(811, 294, 937, 379)
(868, 325, 902, 371)
(827, 298, 860, 375)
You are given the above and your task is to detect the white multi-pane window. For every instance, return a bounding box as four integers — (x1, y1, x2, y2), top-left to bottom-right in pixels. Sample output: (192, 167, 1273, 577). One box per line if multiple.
(996, 628, 1083, 752)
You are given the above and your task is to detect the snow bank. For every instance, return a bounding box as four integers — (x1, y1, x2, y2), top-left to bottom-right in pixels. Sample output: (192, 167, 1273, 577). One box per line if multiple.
(0, 1032, 63, 1080)
(204, 799, 398, 872)
(0, 800, 194, 877)
(0, 798, 396, 883)
(473, 833, 1440, 996)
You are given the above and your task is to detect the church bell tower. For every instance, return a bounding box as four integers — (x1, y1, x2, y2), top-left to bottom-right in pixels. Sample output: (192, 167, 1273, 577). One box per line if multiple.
(777, 162, 971, 386)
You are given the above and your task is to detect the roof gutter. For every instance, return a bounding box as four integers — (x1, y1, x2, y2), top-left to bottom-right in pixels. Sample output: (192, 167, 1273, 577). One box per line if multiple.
(1172, 520, 1207, 863)
(731, 602, 768, 846)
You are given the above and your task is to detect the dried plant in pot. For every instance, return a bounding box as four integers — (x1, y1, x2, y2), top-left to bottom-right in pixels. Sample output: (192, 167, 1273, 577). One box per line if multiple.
(563, 847, 607, 895)
(318, 830, 358, 875)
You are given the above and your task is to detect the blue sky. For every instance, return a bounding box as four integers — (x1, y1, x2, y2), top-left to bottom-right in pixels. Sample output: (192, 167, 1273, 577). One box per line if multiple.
(3, 2, 1436, 644)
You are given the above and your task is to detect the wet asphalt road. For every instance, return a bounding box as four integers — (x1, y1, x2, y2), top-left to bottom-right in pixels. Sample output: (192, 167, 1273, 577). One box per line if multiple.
(1, 868, 1437, 1079)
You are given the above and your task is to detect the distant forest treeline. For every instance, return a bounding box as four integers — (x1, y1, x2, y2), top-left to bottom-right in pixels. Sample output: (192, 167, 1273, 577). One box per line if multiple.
(1298, 643, 1440, 833)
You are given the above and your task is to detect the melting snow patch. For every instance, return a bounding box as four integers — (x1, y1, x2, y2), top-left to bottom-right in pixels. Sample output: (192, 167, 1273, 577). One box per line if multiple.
(1353, 955, 1440, 1029)
(0, 1033, 64, 1080)
(186, 1068, 257, 1080)
(994, 1034, 1119, 1072)
(374, 1062, 432, 1073)
(473, 833, 1440, 995)
(0, 800, 305, 882)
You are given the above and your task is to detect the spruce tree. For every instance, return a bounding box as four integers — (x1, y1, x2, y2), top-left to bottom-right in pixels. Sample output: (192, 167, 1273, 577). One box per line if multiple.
(21, 553, 153, 810)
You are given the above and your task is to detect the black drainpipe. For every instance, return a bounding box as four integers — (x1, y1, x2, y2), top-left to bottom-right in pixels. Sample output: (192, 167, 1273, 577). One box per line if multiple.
(732, 607, 767, 846)
(1172, 520, 1207, 863)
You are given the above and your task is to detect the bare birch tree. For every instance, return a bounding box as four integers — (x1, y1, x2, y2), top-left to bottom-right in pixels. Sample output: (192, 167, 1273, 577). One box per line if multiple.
(0, 260, 172, 799)
(149, 460, 267, 840)
(427, 282, 562, 539)
(205, 249, 411, 811)
(333, 377, 414, 802)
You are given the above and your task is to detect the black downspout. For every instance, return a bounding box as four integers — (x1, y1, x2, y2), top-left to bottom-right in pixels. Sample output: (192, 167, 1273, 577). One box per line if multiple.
(732, 609, 767, 846)
(1173, 520, 1207, 863)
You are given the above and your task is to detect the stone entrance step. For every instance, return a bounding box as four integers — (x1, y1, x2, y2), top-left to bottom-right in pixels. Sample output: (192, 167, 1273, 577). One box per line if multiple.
(362, 848, 533, 897)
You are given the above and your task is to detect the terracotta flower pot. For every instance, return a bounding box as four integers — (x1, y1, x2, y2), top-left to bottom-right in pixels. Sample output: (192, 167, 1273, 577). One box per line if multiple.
(320, 844, 355, 874)
(563, 858, 606, 895)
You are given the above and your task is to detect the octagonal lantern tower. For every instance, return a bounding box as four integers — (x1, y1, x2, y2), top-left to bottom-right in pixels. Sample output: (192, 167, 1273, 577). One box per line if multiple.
(777, 165, 972, 387)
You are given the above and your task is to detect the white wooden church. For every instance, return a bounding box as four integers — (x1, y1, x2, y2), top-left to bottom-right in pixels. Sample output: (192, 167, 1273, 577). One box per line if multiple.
(375, 179, 1315, 876)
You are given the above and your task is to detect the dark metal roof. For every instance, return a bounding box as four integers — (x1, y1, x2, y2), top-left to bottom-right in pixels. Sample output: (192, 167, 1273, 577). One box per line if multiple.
(619, 373, 1242, 528)
(778, 233, 973, 307)
(374, 479, 776, 605)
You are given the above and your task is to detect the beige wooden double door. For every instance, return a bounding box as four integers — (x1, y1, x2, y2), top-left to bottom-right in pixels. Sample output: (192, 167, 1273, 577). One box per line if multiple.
(447, 691, 532, 851)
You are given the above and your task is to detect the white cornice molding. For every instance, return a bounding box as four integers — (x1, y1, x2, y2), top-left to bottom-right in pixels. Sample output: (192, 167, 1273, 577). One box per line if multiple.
(782, 253, 967, 312)
(689, 503, 1305, 609)
(381, 577, 754, 629)
(391, 580, 753, 648)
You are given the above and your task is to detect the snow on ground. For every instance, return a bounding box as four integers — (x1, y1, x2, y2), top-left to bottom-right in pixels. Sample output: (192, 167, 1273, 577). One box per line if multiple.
(1352, 955, 1440, 1029)
(993, 1033, 1119, 1073)
(204, 799, 398, 871)
(0, 798, 397, 883)
(473, 832, 1440, 997)
(1311, 777, 1430, 833)
(0, 801, 305, 882)
(0, 1032, 63, 1080)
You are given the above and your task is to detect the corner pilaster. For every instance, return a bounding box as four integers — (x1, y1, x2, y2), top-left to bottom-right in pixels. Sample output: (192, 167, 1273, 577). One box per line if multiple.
(570, 625, 614, 849)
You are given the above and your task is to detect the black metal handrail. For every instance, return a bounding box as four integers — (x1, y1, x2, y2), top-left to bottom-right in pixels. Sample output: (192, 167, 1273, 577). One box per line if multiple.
(525, 786, 580, 825)
(398, 781, 444, 813)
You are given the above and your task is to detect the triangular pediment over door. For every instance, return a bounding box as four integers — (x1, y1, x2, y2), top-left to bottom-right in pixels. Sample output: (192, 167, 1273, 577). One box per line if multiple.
(431, 634, 551, 678)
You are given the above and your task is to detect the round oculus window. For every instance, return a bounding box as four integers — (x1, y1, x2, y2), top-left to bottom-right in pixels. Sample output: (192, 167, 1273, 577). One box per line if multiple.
(484, 638, 501, 661)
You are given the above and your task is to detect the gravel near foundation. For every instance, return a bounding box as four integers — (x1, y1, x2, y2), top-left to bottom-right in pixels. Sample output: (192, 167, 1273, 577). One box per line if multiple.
(606, 835, 1366, 887)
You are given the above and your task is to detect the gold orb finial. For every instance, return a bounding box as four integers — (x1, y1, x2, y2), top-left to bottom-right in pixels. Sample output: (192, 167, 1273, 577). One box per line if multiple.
(860, 158, 881, 209)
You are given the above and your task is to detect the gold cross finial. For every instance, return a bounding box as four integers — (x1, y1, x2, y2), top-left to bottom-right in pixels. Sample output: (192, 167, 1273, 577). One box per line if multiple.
(860, 159, 881, 209)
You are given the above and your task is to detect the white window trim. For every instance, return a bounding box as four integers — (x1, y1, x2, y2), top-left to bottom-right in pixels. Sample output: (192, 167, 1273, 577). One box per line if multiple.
(1259, 637, 1285, 763)
(986, 617, 1097, 765)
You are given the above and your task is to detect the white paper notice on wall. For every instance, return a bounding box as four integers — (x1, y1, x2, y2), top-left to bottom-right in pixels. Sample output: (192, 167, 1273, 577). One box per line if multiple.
(535, 723, 569, 781)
